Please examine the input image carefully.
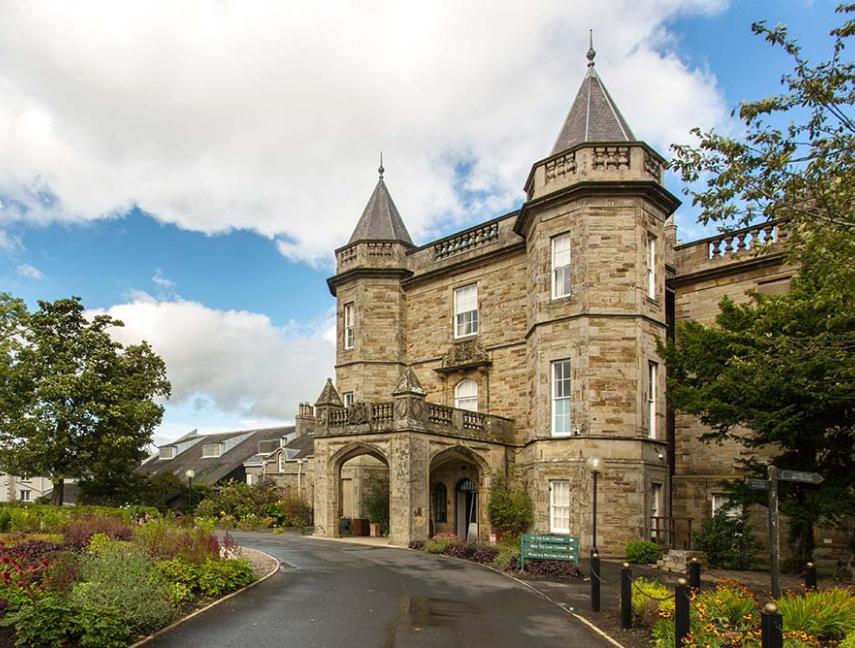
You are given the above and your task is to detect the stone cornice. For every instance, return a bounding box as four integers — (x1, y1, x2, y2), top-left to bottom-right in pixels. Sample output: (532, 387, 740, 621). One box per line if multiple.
(400, 241, 526, 289)
(327, 267, 413, 296)
(667, 253, 787, 288)
(525, 311, 667, 340)
(514, 180, 681, 238)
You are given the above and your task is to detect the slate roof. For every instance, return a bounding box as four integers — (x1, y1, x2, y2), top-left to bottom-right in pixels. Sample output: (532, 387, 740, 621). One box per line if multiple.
(138, 426, 292, 486)
(347, 171, 413, 245)
(283, 433, 314, 461)
(551, 61, 635, 154)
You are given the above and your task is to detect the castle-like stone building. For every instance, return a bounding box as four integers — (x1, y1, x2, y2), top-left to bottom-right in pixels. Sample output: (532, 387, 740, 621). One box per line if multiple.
(271, 46, 798, 553)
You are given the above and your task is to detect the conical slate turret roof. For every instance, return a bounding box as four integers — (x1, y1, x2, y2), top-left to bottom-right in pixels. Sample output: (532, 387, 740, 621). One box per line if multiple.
(348, 160, 413, 246)
(551, 38, 635, 155)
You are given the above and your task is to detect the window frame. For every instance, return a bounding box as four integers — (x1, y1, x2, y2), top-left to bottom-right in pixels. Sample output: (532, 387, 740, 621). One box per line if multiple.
(434, 483, 448, 523)
(711, 493, 743, 519)
(343, 302, 355, 350)
(551, 359, 572, 436)
(19, 489, 30, 502)
(343, 392, 354, 408)
(159, 446, 175, 460)
(201, 443, 223, 458)
(646, 234, 657, 299)
(549, 480, 571, 534)
(454, 379, 479, 412)
(551, 232, 572, 299)
(453, 284, 479, 339)
(647, 361, 658, 439)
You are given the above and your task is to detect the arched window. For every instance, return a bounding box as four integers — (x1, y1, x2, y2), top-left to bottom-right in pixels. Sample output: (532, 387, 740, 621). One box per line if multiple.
(454, 379, 478, 411)
(434, 483, 447, 523)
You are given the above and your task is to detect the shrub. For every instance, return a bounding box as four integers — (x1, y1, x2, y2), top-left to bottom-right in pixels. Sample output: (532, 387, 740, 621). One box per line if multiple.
(444, 542, 478, 559)
(0, 510, 10, 533)
(492, 543, 519, 572)
(71, 543, 176, 635)
(625, 577, 674, 626)
(693, 509, 760, 570)
(43, 552, 81, 593)
(521, 559, 581, 579)
(133, 518, 220, 562)
(279, 492, 313, 528)
(0, 594, 76, 648)
(840, 631, 855, 648)
(408, 540, 425, 551)
(488, 471, 533, 536)
(425, 537, 455, 554)
(362, 475, 390, 535)
(156, 557, 199, 588)
(74, 606, 130, 648)
(471, 545, 499, 564)
(625, 540, 661, 564)
(63, 515, 133, 549)
(195, 558, 255, 597)
(776, 587, 855, 640)
(194, 479, 281, 521)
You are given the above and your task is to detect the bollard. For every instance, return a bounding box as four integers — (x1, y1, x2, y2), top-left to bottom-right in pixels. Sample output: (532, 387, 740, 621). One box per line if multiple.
(674, 577, 690, 648)
(620, 562, 632, 629)
(688, 557, 701, 590)
(804, 562, 817, 590)
(761, 602, 783, 648)
(590, 552, 601, 613)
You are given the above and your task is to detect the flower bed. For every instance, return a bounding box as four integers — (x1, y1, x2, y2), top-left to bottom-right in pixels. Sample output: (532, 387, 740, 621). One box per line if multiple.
(623, 576, 855, 648)
(408, 534, 582, 581)
(0, 512, 259, 648)
(0, 504, 159, 535)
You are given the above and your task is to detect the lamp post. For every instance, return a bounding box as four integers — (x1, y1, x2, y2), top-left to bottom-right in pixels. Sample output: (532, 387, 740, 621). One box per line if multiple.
(586, 456, 603, 555)
(185, 469, 195, 513)
(586, 456, 603, 613)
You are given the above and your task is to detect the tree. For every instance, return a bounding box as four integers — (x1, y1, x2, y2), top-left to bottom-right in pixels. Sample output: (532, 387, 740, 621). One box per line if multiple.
(488, 471, 533, 537)
(663, 6, 855, 564)
(0, 295, 171, 505)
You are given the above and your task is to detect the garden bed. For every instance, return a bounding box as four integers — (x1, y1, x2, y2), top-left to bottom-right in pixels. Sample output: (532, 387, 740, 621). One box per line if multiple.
(0, 504, 266, 648)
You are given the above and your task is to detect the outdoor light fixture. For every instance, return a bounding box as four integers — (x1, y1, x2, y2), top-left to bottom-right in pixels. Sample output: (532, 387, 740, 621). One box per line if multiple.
(586, 456, 603, 556)
(586, 456, 603, 474)
(185, 469, 195, 512)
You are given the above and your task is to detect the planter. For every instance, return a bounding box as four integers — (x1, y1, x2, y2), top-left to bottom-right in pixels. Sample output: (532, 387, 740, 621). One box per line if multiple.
(369, 523, 381, 537)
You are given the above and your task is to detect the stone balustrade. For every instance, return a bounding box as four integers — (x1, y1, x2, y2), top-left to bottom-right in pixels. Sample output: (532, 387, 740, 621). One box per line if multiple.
(318, 399, 515, 445)
(432, 221, 500, 260)
(675, 220, 783, 275)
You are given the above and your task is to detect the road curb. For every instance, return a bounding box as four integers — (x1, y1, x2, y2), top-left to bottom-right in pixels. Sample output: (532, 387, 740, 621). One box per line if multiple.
(405, 548, 627, 648)
(128, 548, 282, 647)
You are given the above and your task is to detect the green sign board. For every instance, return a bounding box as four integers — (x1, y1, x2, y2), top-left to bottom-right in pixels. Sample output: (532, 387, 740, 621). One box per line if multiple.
(779, 470, 824, 485)
(520, 533, 579, 571)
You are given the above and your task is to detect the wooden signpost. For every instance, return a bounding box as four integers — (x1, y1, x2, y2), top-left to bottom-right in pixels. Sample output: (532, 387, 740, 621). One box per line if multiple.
(746, 466, 824, 598)
(519, 534, 579, 572)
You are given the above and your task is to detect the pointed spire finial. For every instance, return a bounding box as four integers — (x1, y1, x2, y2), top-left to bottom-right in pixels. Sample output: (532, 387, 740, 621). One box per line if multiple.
(587, 29, 596, 67)
(378, 151, 385, 179)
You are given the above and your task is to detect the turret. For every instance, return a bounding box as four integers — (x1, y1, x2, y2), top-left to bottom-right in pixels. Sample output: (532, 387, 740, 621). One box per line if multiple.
(327, 159, 413, 402)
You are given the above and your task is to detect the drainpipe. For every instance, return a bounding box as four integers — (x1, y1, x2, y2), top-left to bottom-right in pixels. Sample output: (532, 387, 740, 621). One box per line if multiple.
(297, 459, 304, 498)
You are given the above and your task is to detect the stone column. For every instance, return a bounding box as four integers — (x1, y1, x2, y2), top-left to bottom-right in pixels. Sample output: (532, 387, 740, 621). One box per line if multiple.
(312, 379, 344, 539)
(387, 367, 430, 546)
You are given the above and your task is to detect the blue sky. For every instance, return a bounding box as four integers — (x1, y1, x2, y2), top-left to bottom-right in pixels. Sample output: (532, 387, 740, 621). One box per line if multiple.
(0, 0, 842, 441)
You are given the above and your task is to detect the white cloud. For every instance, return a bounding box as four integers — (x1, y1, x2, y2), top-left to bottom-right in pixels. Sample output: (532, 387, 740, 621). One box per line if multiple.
(16, 263, 43, 280)
(0, 230, 22, 254)
(0, 1, 729, 264)
(90, 295, 336, 427)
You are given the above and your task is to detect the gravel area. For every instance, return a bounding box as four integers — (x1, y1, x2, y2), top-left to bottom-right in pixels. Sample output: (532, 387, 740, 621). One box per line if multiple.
(237, 546, 280, 578)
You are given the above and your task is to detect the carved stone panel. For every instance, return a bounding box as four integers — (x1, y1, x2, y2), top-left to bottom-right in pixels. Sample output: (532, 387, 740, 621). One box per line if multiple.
(436, 340, 491, 374)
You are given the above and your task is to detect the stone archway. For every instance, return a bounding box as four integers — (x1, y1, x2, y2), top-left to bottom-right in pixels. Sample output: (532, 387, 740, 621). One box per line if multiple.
(328, 441, 389, 538)
(428, 445, 492, 541)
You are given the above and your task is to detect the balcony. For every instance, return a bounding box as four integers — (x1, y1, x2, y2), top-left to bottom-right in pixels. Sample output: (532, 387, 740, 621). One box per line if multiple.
(317, 399, 515, 445)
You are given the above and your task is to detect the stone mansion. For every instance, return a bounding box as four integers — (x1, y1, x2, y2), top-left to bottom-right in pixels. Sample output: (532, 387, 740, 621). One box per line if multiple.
(215, 46, 799, 554)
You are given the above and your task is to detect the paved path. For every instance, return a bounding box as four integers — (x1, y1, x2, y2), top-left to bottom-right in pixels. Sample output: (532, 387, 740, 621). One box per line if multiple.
(148, 532, 612, 648)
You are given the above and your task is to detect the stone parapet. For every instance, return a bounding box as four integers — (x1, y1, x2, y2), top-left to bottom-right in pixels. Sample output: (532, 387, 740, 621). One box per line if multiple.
(673, 220, 783, 279)
(525, 142, 665, 201)
(315, 399, 515, 446)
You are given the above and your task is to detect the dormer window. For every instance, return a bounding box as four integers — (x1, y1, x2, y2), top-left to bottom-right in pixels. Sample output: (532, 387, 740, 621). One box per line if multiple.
(159, 446, 176, 460)
(454, 284, 478, 338)
(202, 443, 223, 458)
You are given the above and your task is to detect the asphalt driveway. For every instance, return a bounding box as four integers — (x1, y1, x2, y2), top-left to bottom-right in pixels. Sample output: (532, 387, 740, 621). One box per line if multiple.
(147, 532, 612, 648)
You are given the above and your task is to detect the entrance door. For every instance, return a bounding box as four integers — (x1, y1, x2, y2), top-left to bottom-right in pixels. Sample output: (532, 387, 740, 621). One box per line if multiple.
(456, 479, 478, 541)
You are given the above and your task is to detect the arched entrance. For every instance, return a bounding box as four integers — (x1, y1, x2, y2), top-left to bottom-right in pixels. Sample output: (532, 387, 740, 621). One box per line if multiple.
(455, 478, 479, 541)
(428, 445, 489, 542)
(330, 442, 390, 539)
